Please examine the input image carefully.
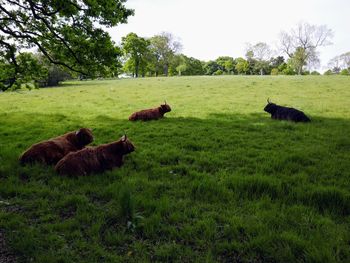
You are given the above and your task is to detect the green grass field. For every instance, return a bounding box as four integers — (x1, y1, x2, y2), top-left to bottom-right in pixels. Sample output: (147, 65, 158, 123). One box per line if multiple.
(1, 76, 350, 262)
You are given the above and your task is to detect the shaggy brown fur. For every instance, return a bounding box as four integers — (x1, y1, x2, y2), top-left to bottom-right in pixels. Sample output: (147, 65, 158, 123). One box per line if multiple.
(19, 128, 94, 165)
(129, 102, 171, 121)
(55, 135, 135, 176)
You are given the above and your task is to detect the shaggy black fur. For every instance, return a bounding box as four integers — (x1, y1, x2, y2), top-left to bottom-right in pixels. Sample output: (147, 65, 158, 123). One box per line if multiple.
(264, 100, 311, 122)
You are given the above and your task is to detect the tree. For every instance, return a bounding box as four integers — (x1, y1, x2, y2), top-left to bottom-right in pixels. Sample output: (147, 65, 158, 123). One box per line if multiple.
(0, 0, 133, 90)
(183, 56, 204, 75)
(341, 52, 350, 68)
(171, 54, 204, 76)
(121, 33, 150, 78)
(340, 69, 349, 76)
(270, 56, 285, 69)
(310, 71, 321, 75)
(270, 68, 279, 75)
(235, 58, 249, 75)
(0, 52, 47, 90)
(289, 47, 308, 75)
(246, 42, 273, 75)
(35, 54, 72, 87)
(176, 63, 187, 76)
(279, 22, 333, 74)
(328, 52, 350, 71)
(324, 69, 333, 75)
(149, 32, 182, 76)
(204, 61, 220, 75)
(216, 56, 235, 74)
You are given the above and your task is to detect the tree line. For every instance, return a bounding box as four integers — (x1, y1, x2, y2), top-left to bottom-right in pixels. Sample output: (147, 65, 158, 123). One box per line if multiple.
(0, 0, 349, 91)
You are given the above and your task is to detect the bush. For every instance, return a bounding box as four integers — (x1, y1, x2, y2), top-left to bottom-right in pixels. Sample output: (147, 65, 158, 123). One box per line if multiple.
(323, 69, 333, 75)
(282, 65, 296, 75)
(213, 69, 223, 75)
(340, 69, 349, 76)
(310, 71, 321, 75)
(270, 68, 279, 75)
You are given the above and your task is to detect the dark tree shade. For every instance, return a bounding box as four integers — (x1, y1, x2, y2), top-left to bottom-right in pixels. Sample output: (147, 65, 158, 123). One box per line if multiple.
(0, 0, 133, 90)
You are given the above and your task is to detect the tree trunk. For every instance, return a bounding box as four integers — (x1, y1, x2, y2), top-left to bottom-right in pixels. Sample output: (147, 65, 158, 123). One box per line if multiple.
(164, 64, 168, 76)
(135, 59, 139, 78)
(298, 66, 302, 75)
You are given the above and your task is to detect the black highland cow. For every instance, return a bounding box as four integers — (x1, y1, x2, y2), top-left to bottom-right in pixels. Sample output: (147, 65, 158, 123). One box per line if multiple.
(264, 99, 311, 122)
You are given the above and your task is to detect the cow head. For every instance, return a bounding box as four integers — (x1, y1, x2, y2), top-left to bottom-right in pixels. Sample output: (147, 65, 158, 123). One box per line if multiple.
(120, 134, 135, 154)
(160, 101, 171, 113)
(264, 98, 278, 114)
(75, 128, 94, 146)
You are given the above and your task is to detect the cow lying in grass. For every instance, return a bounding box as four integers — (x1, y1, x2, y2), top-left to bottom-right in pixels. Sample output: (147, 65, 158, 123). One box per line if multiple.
(264, 98, 311, 122)
(129, 102, 171, 121)
(19, 128, 94, 165)
(55, 135, 135, 176)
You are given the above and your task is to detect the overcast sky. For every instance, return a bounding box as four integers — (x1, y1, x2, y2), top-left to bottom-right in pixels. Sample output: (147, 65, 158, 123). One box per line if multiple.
(107, 0, 350, 71)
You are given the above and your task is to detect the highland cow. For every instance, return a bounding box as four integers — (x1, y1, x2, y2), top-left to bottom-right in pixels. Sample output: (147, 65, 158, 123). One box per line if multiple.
(55, 135, 135, 176)
(264, 99, 311, 122)
(19, 128, 94, 165)
(129, 102, 171, 121)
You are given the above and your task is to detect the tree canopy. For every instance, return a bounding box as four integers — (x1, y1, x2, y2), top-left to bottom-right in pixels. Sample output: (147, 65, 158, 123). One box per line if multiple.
(279, 22, 333, 74)
(121, 33, 150, 78)
(150, 32, 182, 76)
(0, 0, 133, 90)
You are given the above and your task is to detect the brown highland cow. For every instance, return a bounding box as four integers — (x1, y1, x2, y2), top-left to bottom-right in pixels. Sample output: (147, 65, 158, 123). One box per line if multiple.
(129, 102, 171, 121)
(19, 128, 94, 165)
(55, 135, 135, 176)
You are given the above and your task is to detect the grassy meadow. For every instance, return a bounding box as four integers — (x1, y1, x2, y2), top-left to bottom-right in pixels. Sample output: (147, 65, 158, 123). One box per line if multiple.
(1, 75, 350, 262)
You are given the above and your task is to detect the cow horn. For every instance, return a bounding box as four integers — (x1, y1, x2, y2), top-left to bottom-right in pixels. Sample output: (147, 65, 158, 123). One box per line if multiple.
(267, 98, 271, 103)
(122, 133, 127, 141)
(164, 100, 167, 105)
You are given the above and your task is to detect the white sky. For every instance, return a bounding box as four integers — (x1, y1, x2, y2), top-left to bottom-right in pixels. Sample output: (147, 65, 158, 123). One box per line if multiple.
(107, 0, 350, 71)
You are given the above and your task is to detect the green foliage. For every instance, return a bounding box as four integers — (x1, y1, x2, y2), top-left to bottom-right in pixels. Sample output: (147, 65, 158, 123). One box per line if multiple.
(311, 71, 321, 75)
(0, 52, 48, 91)
(213, 69, 223, 75)
(0, 0, 133, 88)
(216, 56, 235, 74)
(121, 33, 151, 77)
(175, 64, 187, 76)
(270, 56, 285, 68)
(246, 42, 273, 75)
(289, 47, 308, 74)
(172, 55, 204, 76)
(282, 60, 297, 75)
(339, 69, 349, 75)
(235, 57, 249, 74)
(324, 69, 333, 75)
(149, 32, 182, 76)
(1, 76, 350, 261)
(270, 68, 279, 75)
(204, 60, 220, 75)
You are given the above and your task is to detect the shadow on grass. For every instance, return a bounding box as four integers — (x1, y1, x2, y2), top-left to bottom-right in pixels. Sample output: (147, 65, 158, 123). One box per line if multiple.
(1, 111, 350, 215)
